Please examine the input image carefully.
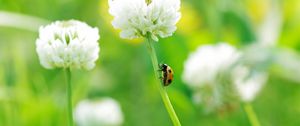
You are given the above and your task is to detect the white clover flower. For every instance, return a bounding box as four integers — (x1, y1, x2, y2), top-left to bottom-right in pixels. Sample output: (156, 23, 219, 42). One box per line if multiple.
(74, 98, 124, 126)
(182, 43, 241, 88)
(36, 20, 100, 70)
(182, 43, 269, 112)
(182, 43, 241, 112)
(232, 65, 268, 102)
(108, 0, 181, 41)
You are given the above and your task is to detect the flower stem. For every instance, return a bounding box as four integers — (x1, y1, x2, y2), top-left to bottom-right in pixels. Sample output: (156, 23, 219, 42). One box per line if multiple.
(65, 68, 73, 126)
(145, 36, 181, 126)
(243, 103, 261, 126)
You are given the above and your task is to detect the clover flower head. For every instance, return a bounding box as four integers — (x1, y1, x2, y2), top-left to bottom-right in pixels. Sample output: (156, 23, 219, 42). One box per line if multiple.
(182, 43, 241, 88)
(232, 65, 268, 102)
(108, 0, 181, 41)
(74, 98, 124, 126)
(182, 43, 241, 112)
(36, 20, 100, 70)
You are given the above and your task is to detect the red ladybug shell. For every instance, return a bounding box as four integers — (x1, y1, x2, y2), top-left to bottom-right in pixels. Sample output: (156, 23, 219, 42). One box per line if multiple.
(160, 64, 174, 86)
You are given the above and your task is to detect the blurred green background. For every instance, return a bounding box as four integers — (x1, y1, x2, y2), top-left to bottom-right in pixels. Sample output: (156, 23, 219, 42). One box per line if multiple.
(1, 0, 300, 125)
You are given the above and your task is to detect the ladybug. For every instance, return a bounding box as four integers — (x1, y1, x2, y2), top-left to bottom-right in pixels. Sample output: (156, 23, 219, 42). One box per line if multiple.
(159, 64, 174, 86)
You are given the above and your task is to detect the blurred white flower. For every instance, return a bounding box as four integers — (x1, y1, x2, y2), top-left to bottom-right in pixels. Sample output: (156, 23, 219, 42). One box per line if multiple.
(74, 98, 124, 126)
(182, 43, 240, 88)
(274, 48, 300, 83)
(36, 20, 100, 70)
(257, 1, 282, 47)
(182, 43, 269, 112)
(108, 0, 181, 41)
(182, 43, 242, 112)
(232, 66, 268, 102)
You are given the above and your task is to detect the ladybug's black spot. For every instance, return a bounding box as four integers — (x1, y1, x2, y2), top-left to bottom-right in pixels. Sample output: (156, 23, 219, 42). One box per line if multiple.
(163, 72, 167, 78)
(168, 79, 172, 84)
(168, 70, 172, 73)
(162, 64, 168, 70)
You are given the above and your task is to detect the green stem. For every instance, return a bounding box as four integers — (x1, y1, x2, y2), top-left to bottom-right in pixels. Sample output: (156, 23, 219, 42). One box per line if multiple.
(65, 68, 73, 126)
(243, 103, 261, 126)
(145, 36, 181, 126)
(5, 98, 12, 126)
